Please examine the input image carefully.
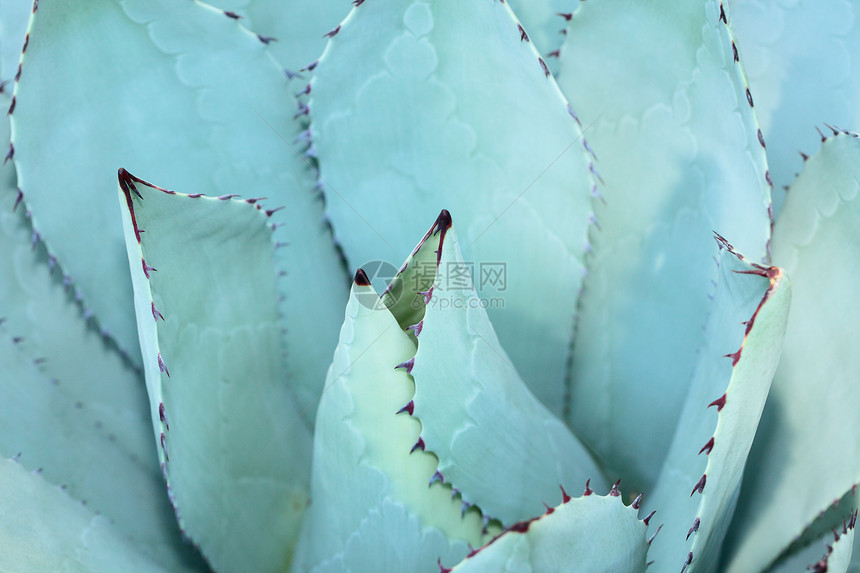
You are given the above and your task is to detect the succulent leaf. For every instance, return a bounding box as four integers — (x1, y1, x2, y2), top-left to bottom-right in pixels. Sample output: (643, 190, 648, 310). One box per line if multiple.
(0, 325, 204, 571)
(644, 241, 790, 572)
(767, 502, 859, 573)
(776, 485, 859, 567)
(393, 210, 606, 525)
(809, 511, 857, 573)
(0, 94, 201, 569)
(117, 170, 311, 573)
(11, 0, 348, 402)
(727, 0, 860, 214)
(0, 458, 169, 572)
(0, 97, 150, 466)
(448, 490, 649, 573)
(292, 270, 488, 573)
(723, 131, 860, 572)
(556, 0, 772, 493)
(310, 0, 597, 415)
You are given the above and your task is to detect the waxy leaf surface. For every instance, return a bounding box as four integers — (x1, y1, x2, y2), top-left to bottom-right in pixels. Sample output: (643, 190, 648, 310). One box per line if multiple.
(118, 171, 311, 573)
(392, 211, 605, 525)
(11, 0, 347, 404)
(728, 0, 860, 214)
(311, 0, 597, 415)
(293, 273, 487, 573)
(557, 0, 772, 492)
(723, 132, 860, 572)
(450, 492, 649, 573)
(644, 242, 789, 572)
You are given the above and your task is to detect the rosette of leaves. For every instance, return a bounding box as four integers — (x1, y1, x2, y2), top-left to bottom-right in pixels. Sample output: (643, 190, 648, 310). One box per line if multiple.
(0, 1, 858, 572)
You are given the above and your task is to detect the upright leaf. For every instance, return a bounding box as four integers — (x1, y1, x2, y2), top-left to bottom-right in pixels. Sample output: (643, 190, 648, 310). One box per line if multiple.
(728, 0, 860, 214)
(118, 170, 311, 573)
(723, 132, 860, 572)
(292, 271, 488, 573)
(11, 0, 347, 409)
(556, 0, 772, 491)
(310, 0, 597, 415)
(392, 210, 605, 525)
(644, 240, 789, 572)
(0, 94, 201, 571)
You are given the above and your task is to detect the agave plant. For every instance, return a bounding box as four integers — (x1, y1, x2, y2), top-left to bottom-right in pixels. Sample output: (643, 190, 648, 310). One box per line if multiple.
(1, 0, 858, 572)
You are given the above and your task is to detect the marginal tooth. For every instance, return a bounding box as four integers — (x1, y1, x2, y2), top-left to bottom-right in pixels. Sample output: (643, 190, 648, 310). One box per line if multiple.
(157, 353, 170, 377)
(609, 479, 621, 497)
(410, 437, 425, 453)
(407, 320, 424, 336)
(559, 485, 571, 503)
(643, 510, 656, 526)
(583, 479, 593, 496)
(396, 400, 414, 416)
(418, 287, 433, 304)
(429, 471, 444, 486)
(151, 302, 164, 322)
(395, 358, 415, 374)
(690, 474, 707, 496)
(686, 517, 700, 540)
(681, 552, 693, 573)
(708, 394, 726, 411)
(158, 402, 169, 430)
(632, 493, 643, 510)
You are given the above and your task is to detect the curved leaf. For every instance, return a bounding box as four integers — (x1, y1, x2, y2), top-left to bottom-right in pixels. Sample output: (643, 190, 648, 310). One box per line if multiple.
(644, 240, 789, 572)
(727, 0, 860, 214)
(11, 0, 347, 401)
(390, 211, 605, 525)
(0, 95, 201, 570)
(556, 0, 772, 492)
(310, 0, 597, 415)
(723, 131, 860, 572)
(118, 170, 311, 573)
(448, 489, 649, 573)
(292, 271, 487, 573)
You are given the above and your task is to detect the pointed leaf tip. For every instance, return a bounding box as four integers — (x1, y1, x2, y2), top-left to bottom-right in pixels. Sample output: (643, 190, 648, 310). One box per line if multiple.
(436, 209, 452, 230)
(354, 268, 371, 286)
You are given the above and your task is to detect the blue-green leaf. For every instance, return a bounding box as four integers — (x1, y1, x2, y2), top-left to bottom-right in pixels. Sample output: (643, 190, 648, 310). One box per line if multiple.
(556, 0, 772, 492)
(644, 240, 789, 572)
(723, 131, 860, 573)
(310, 0, 597, 416)
(118, 170, 311, 573)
